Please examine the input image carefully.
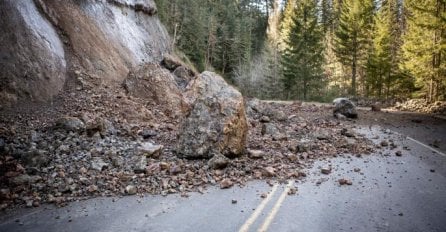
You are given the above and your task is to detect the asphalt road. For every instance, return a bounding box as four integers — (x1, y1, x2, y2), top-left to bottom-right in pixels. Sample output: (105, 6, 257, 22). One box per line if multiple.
(1, 126, 445, 232)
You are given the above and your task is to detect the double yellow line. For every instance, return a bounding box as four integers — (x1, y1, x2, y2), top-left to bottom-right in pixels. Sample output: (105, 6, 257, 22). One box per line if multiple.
(239, 181, 294, 232)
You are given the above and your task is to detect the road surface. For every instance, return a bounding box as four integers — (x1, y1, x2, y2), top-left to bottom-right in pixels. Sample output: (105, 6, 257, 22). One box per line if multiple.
(0, 125, 445, 232)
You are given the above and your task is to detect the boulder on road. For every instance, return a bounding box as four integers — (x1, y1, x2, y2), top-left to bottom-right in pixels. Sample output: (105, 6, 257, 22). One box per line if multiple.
(333, 98, 358, 119)
(176, 72, 248, 159)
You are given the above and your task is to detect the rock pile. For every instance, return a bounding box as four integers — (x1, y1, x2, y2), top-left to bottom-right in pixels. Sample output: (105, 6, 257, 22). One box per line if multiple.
(394, 99, 446, 114)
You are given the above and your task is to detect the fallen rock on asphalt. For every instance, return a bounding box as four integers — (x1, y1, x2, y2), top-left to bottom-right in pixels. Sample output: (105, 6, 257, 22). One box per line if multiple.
(176, 72, 248, 159)
(333, 98, 358, 119)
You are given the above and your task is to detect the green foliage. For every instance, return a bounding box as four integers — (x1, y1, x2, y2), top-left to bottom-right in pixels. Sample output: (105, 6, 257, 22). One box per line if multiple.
(281, 0, 325, 100)
(401, 0, 446, 101)
(334, 0, 375, 96)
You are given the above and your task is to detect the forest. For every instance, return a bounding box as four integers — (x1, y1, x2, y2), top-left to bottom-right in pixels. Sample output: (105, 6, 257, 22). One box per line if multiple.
(154, 0, 445, 103)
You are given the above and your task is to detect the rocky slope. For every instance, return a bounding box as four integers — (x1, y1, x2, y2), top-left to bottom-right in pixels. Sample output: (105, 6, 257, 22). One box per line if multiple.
(0, 0, 170, 107)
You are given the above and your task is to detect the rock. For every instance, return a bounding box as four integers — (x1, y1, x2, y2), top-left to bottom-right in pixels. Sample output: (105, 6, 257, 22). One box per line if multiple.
(86, 118, 106, 136)
(176, 72, 248, 159)
(296, 139, 313, 153)
(338, 178, 352, 185)
(353, 168, 361, 172)
(55, 117, 85, 132)
(161, 54, 183, 71)
(123, 64, 185, 118)
(220, 179, 234, 189)
(90, 157, 108, 171)
(261, 123, 278, 136)
(21, 149, 49, 168)
(208, 153, 230, 170)
(0, 138, 4, 152)
(371, 104, 381, 112)
(395, 150, 402, 157)
(173, 66, 196, 90)
(245, 98, 264, 117)
(321, 167, 332, 175)
(380, 140, 389, 147)
(263, 166, 275, 177)
(87, 185, 98, 193)
(340, 128, 355, 137)
(247, 149, 265, 159)
(231, 199, 237, 204)
(129, 156, 147, 174)
(125, 185, 137, 195)
(288, 187, 298, 195)
(79, 167, 87, 174)
(11, 175, 42, 185)
(138, 142, 163, 157)
(260, 116, 270, 123)
(140, 129, 157, 139)
(333, 98, 358, 119)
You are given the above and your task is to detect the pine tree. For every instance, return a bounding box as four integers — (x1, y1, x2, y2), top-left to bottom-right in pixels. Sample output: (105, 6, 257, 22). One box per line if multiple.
(282, 0, 325, 100)
(401, 0, 446, 101)
(334, 0, 375, 96)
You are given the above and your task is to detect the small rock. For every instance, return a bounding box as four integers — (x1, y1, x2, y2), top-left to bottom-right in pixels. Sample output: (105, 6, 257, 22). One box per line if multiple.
(321, 167, 332, 175)
(11, 174, 41, 185)
(338, 178, 352, 185)
(380, 140, 389, 147)
(87, 185, 98, 193)
(263, 166, 275, 177)
(25, 200, 33, 208)
(260, 193, 267, 198)
(55, 116, 85, 132)
(259, 116, 270, 123)
(90, 157, 108, 171)
(220, 179, 234, 189)
(159, 162, 170, 170)
(353, 168, 361, 172)
(140, 129, 157, 139)
(231, 199, 237, 204)
(125, 185, 137, 195)
(247, 149, 265, 159)
(139, 142, 163, 157)
(0, 138, 5, 151)
(208, 153, 230, 170)
(32, 201, 40, 207)
(430, 169, 435, 173)
(130, 156, 147, 174)
(79, 167, 87, 174)
(288, 187, 297, 195)
(341, 128, 355, 137)
(371, 104, 381, 112)
(395, 151, 402, 157)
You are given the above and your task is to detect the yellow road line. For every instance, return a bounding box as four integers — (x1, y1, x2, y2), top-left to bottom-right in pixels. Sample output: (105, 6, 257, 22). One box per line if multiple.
(257, 181, 293, 232)
(239, 183, 280, 232)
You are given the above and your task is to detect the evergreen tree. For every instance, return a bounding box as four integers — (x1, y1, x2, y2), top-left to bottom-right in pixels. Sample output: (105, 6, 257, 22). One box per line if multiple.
(282, 0, 325, 100)
(401, 0, 446, 101)
(334, 0, 375, 96)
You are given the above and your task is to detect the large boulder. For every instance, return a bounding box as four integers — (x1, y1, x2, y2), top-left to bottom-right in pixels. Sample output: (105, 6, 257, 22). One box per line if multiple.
(176, 72, 248, 159)
(333, 98, 358, 118)
(123, 64, 185, 117)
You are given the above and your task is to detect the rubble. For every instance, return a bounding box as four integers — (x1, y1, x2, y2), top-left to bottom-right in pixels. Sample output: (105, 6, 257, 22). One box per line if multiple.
(0, 94, 376, 209)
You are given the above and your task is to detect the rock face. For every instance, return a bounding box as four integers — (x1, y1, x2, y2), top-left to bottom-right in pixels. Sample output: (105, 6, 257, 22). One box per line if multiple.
(0, 0, 170, 106)
(0, 0, 66, 106)
(333, 98, 358, 118)
(176, 72, 248, 159)
(123, 64, 184, 117)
